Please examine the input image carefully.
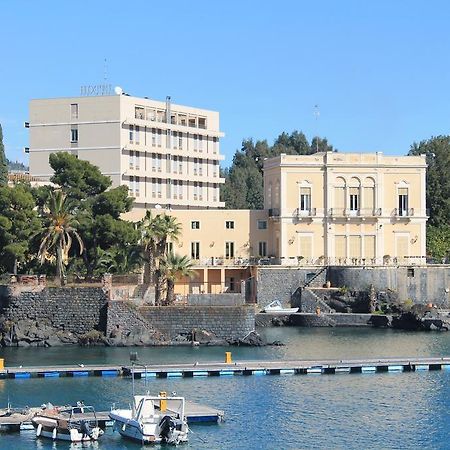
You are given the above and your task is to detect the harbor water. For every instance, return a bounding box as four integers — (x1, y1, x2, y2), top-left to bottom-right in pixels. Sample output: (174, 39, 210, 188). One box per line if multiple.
(1, 327, 450, 449)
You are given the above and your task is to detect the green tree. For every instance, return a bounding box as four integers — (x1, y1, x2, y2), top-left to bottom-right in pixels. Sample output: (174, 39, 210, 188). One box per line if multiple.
(408, 136, 450, 227)
(38, 190, 84, 285)
(47, 153, 138, 277)
(49, 152, 111, 200)
(0, 124, 8, 186)
(221, 131, 337, 209)
(0, 184, 41, 274)
(426, 225, 450, 262)
(162, 253, 195, 305)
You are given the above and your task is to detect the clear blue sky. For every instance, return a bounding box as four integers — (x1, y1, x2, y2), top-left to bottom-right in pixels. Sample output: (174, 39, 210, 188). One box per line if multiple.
(1, 0, 450, 166)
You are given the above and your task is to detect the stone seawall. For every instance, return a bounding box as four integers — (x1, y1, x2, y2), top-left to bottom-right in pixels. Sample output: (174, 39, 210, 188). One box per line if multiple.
(327, 266, 450, 306)
(0, 286, 107, 334)
(139, 306, 256, 341)
(256, 266, 450, 307)
(256, 268, 327, 308)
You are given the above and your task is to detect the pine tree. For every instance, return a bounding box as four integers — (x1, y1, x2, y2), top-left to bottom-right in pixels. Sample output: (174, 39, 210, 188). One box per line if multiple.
(0, 124, 8, 186)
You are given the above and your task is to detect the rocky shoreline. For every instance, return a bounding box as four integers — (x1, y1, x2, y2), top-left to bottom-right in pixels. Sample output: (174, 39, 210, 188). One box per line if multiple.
(0, 318, 282, 348)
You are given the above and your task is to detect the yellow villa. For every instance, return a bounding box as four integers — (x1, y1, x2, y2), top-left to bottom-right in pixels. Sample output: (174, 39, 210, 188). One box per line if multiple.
(125, 151, 427, 296)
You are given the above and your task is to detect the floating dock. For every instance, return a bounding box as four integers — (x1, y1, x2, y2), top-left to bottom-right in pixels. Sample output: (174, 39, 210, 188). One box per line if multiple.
(2, 357, 450, 381)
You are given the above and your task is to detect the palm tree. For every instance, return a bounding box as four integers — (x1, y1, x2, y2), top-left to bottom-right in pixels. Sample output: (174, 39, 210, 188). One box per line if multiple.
(162, 252, 195, 305)
(38, 190, 84, 285)
(139, 212, 182, 305)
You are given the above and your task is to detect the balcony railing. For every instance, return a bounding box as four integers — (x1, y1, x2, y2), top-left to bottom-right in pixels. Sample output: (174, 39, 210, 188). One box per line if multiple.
(392, 208, 414, 218)
(329, 208, 382, 217)
(294, 207, 317, 218)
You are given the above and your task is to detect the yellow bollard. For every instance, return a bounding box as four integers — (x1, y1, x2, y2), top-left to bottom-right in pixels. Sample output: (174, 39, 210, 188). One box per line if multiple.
(159, 391, 167, 412)
(225, 352, 232, 364)
(0, 359, 4, 370)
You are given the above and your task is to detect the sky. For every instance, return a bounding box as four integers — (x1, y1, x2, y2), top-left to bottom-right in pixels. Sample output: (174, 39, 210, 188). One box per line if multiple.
(1, 0, 450, 166)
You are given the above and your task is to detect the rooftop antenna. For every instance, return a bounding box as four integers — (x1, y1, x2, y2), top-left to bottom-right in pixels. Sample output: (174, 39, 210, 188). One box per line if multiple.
(314, 104, 320, 153)
(103, 58, 108, 83)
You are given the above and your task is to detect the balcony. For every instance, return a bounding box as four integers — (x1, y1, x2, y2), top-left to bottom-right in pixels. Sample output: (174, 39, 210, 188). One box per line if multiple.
(294, 207, 317, 219)
(329, 208, 381, 219)
(392, 208, 414, 219)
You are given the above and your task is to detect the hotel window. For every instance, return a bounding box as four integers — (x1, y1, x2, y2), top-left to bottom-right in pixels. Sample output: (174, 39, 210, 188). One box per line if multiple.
(188, 116, 196, 128)
(70, 103, 78, 119)
(157, 129, 162, 147)
(146, 108, 156, 121)
(193, 158, 198, 175)
(212, 137, 218, 154)
(225, 220, 235, 229)
(134, 176, 140, 197)
(151, 128, 156, 146)
(70, 127, 78, 143)
(166, 179, 171, 198)
(179, 133, 183, 150)
(349, 187, 359, 212)
(193, 182, 199, 200)
(225, 242, 235, 259)
(199, 135, 203, 152)
(198, 158, 203, 176)
(191, 242, 200, 259)
(191, 221, 200, 230)
(156, 179, 162, 198)
(178, 156, 183, 174)
(178, 114, 187, 126)
(212, 183, 217, 202)
(135, 106, 145, 119)
(135, 126, 140, 144)
(198, 117, 207, 129)
(193, 134, 198, 151)
(300, 187, 311, 212)
(257, 220, 267, 230)
(198, 182, 203, 200)
(129, 125, 134, 143)
(258, 241, 267, 257)
(398, 188, 409, 216)
(135, 152, 140, 170)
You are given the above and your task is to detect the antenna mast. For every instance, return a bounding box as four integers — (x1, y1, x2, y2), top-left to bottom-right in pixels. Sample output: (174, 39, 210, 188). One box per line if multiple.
(314, 104, 320, 153)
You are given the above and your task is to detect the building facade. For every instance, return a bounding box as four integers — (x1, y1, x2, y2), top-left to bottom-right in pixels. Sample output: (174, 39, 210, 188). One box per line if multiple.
(264, 152, 428, 266)
(28, 93, 225, 209)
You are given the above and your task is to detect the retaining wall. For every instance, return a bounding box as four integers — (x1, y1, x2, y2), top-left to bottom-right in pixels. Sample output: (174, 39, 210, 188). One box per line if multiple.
(0, 286, 108, 334)
(139, 306, 256, 340)
(255, 266, 450, 307)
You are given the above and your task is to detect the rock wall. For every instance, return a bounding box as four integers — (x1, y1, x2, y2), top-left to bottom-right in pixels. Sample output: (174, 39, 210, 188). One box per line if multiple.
(255, 266, 450, 307)
(0, 286, 108, 334)
(328, 266, 450, 306)
(139, 306, 256, 341)
(255, 268, 327, 308)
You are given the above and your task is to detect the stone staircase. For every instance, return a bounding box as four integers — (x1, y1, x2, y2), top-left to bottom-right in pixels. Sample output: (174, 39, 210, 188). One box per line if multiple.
(300, 288, 336, 314)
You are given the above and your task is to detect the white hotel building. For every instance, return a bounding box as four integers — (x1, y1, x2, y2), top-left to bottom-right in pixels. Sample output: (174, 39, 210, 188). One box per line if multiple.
(28, 92, 226, 210)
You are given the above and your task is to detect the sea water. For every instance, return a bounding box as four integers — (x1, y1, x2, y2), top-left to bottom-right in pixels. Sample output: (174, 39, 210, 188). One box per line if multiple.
(1, 327, 450, 449)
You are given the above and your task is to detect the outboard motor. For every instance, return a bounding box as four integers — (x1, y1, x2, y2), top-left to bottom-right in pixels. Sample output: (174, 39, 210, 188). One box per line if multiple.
(80, 420, 92, 438)
(159, 415, 175, 442)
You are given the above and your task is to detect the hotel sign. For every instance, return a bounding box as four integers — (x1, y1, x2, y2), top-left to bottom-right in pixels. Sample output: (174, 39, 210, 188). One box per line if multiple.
(80, 84, 113, 96)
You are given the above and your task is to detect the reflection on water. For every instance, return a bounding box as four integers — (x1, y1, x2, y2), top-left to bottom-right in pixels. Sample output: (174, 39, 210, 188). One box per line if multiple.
(1, 328, 450, 449)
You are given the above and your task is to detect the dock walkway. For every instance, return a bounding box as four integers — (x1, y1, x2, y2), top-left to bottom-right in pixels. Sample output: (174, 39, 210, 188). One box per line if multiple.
(2, 357, 450, 380)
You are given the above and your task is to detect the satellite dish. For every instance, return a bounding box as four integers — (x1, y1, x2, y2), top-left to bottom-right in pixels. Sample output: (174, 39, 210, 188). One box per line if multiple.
(114, 86, 123, 95)
(155, 204, 162, 209)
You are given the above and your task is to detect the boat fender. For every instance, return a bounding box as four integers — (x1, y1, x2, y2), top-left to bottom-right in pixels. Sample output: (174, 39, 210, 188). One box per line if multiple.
(52, 427, 57, 440)
(36, 423, 42, 437)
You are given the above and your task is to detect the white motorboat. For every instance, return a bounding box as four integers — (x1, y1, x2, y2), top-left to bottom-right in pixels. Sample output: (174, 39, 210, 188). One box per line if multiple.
(263, 300, 299, 314)
(110, 393, 189, 445)
(32, 403, 103, 442)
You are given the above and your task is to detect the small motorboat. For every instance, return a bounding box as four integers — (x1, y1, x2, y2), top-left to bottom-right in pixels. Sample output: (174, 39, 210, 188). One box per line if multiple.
(110, 392, 189, 445)
(32, 402, 103, 442)
(263, 300, 299, 314)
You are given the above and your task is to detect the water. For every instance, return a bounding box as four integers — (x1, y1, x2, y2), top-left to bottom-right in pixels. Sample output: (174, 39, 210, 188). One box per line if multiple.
(2, 328, 450, 449)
